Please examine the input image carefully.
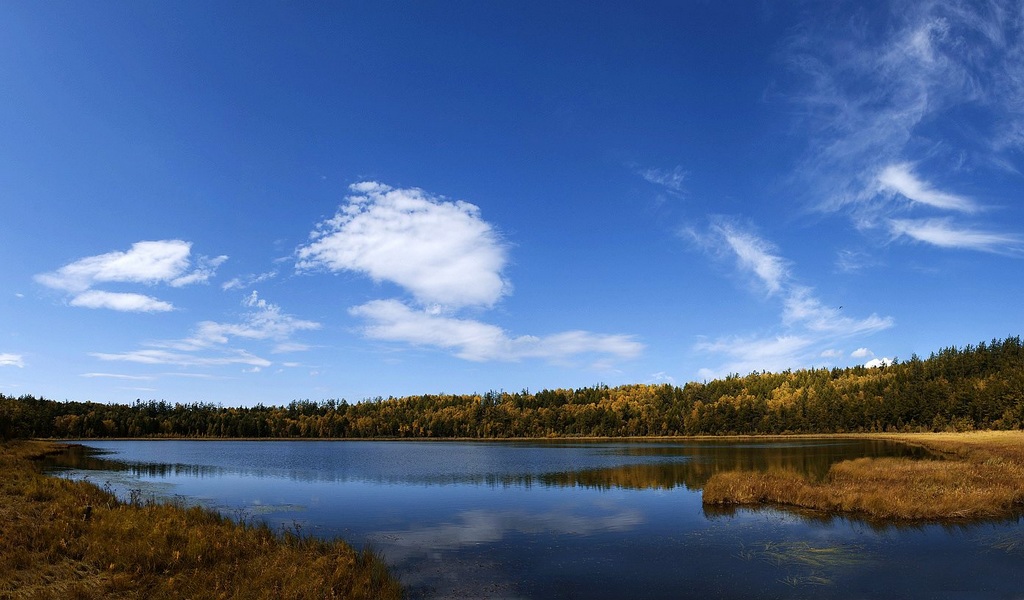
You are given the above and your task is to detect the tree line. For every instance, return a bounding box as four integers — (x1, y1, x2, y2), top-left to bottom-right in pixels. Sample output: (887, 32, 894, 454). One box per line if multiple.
(3, 336, 1023, 440)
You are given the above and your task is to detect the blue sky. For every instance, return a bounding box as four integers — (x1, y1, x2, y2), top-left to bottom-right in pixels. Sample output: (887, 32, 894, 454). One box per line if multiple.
(2, 1, 1022, 406)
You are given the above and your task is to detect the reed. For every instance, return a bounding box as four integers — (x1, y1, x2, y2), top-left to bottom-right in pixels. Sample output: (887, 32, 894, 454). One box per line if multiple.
(0, 441, 403, 599)
(703, 431, 1024, 521)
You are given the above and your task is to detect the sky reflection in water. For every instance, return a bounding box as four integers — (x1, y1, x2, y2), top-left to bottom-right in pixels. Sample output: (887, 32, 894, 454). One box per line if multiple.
(47, 440, 1024, 599)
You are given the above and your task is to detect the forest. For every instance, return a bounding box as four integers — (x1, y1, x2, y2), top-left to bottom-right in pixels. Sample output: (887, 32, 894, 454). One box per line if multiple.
(2, 336, 1023, 440)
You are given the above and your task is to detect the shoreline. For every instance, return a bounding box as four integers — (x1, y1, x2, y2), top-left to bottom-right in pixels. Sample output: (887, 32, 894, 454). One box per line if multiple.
(31, 431, 1024, 524)
(0, 440, 403, 599)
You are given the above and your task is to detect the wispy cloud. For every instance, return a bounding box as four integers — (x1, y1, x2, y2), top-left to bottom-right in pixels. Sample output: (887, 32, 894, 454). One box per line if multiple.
(695, 335, 814, 380)
(888, 218, 1022, 253)
(876, 163, 977, 213)
(0, 353, 24, 368)
(692, 220, 892, 378)
(80, 373, 155, 380)
(787, 1, 1023, 253)
(221, 270, 278, 291)
(91, 349, 271, 368)
(35, 240, 227, 312)
(297, 182, 510, 309)
(639, 166, 687, 193)
(351, 299, 643, 364)
(90, 292, 317, 372)
(709, 221, 789, 294)
(835, 249, 878, 273)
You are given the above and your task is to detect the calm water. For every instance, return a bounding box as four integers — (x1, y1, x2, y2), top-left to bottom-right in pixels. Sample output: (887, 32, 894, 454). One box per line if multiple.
(46, 439, 1024, 599)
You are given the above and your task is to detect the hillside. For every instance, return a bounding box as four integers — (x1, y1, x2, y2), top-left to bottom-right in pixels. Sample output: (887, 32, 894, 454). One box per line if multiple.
(3, 337, 1023, 439)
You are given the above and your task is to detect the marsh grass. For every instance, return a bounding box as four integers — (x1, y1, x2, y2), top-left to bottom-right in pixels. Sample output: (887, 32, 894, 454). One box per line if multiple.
(0, 441, 403, 599)
(703, 431, 1024, 521)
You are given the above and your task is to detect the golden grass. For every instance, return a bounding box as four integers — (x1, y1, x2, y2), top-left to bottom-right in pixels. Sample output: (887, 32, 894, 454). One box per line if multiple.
(0, 441, 403, 599)
(702, 430, 1024, 521)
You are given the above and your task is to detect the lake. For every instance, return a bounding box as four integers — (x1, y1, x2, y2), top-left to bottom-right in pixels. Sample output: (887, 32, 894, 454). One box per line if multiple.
(45, 439, 1024, 599)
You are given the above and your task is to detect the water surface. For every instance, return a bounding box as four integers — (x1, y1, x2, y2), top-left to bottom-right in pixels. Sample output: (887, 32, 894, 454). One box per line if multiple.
(46, 439, 1024, 599)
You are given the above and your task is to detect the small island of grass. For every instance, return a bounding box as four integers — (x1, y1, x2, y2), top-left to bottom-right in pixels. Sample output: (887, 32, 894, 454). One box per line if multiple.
(702, 431, 1024, 521)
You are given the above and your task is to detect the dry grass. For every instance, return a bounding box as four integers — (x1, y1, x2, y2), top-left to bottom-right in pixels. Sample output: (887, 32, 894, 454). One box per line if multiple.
(702, 431, 1024, 521)
(0, 441, 403, 599)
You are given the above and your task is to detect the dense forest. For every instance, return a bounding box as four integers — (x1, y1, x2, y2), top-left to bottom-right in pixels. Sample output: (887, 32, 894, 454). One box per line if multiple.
(3, 337, 1023, 440)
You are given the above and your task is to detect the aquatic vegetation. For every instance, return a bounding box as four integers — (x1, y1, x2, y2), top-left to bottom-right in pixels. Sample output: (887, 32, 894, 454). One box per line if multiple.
(756, 541, 867, 569)
(0, 441, 402, 599)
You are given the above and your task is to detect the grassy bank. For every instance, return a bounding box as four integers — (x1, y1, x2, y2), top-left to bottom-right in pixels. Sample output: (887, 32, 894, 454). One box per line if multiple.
(702, 430, 1024, 521)
(0, 441, 403, 599)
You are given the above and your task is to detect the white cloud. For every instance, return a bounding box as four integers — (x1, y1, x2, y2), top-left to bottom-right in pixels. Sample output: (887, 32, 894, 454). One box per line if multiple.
(835, 249, 877, 273)
(69, 290, 174, 313)
(889, 218, 1021, 252)
(648, 372, 677, 385)
(639, 166, 687, 193)
(222, 270, 278, 291)
(296, 182, 509, 309)
(865, 357, 894, 368)
(91, 349, 271, 368)
(712, 221, 788, 294)
(850, 347, 873, 358)
(787, 2, 1024, 251)
(782, 286, 893, 335)
(182, 292, 320, 349)
(820, 349, 843, 358)
(0, 353, 25, 368)
(35, 240, 226, 312)
(693, 222, 893, 377)
(877, 163, 976, 213)
(273, 343, 311, 354)
(703, 221, 893, 335)
(350, 299, 643, 363)
(80, 373, 155, 380)
(37, 240, 191, 292)
(696, 335, 814, 379)
(89, 293, 317, 374)
(169, 254, 229, 287)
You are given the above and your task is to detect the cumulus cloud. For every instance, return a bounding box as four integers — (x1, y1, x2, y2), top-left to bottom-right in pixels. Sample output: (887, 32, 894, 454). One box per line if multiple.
(179, 292, 320, 350)
(850, 347, 873, 358)
(35, 240, 227, 312)
(295, 181, 645, 369)
(0, 353, 25, 368)
(296, 182, 510, 309)
(350, 299, 643, 364)
(865, 357, 894, 368)
(69, 290, 174, 313)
